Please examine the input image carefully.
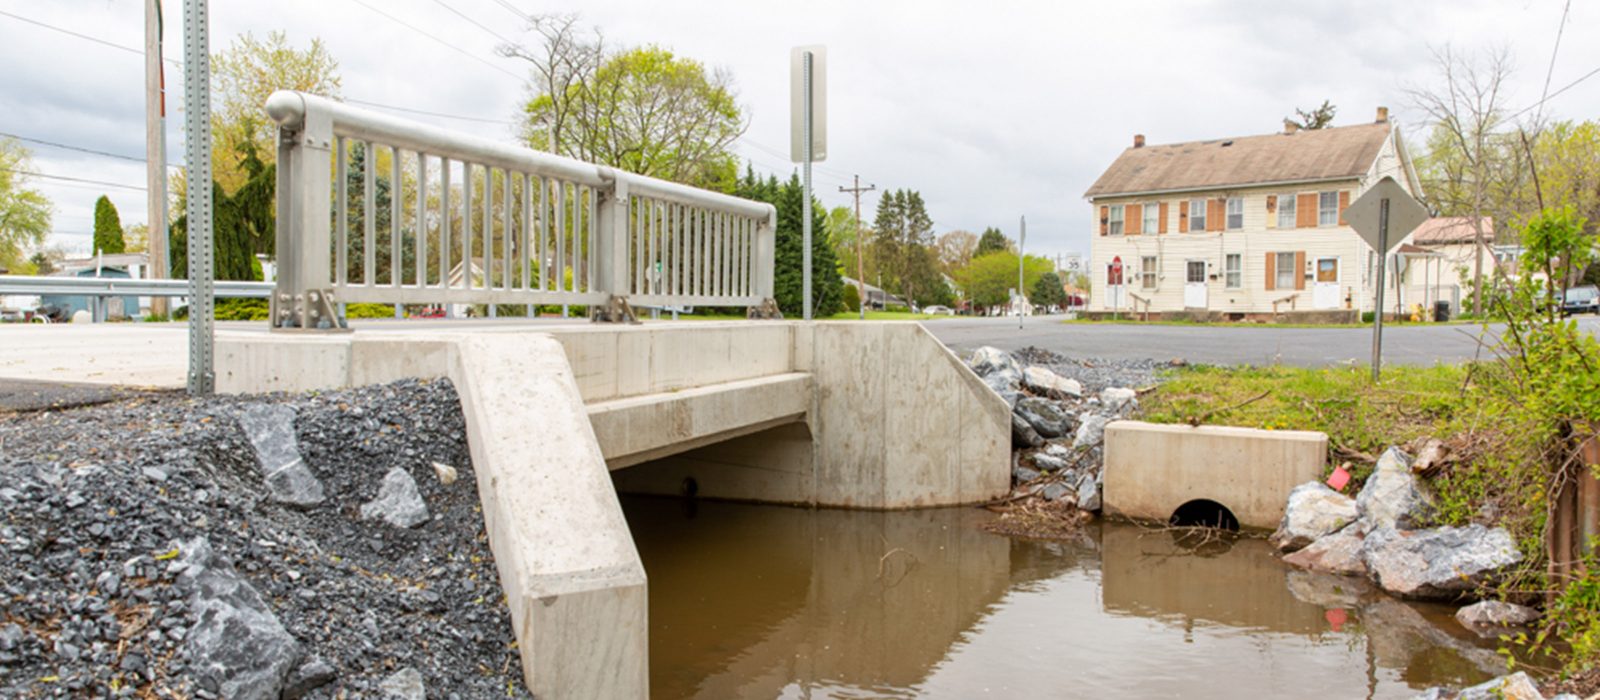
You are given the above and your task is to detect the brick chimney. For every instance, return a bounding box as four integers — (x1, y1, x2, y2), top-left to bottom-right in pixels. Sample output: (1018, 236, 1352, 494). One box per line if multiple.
(1283, 119, 1299, 135)
(1133, 134, 1145, 148)
(1376, 106, 1389, 123)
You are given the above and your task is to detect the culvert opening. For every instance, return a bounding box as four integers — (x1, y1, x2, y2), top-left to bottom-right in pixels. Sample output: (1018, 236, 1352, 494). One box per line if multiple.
(1169, 499, 1240, 531)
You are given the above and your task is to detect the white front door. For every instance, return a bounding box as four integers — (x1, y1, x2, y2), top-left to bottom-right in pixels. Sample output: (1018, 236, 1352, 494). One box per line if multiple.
(1184, 260, 1208, 308)
(1314, 257, 1340, 309)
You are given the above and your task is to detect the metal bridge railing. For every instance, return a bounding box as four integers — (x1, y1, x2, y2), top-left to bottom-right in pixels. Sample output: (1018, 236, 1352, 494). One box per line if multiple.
(265, 91, 777, 329)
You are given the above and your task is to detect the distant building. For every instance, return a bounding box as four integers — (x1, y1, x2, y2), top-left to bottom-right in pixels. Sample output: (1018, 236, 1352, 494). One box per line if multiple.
(40, 252, 152, 319)
(1084, 108, 1427, 320)
(841, 277, 906, 310)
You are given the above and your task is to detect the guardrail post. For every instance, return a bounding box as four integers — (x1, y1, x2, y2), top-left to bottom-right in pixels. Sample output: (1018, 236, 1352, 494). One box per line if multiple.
(591, 175, 635, 322)
(270, 97, 341, 330)
(747, 208, 780, 318)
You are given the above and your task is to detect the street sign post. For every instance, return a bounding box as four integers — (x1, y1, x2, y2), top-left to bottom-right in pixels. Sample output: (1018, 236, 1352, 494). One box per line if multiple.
(1345, 176, 1430, 381)
(791, 46, 826, 320)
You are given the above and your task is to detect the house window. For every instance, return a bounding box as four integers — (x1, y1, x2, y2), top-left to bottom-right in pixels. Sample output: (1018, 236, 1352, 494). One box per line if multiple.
(1143, 203, 1159, 233)
(1108, 205, 1124, 236)
(1188, 198, 1207, 232)
(1141, 256, 1158, 289)
(1226, 197, 1243, 230)
(1276, 252, 1297, 289)
(1225, 254, 1242, 288)
(1277, 193, 1296, 229)
(1319, 191, 1338, 226)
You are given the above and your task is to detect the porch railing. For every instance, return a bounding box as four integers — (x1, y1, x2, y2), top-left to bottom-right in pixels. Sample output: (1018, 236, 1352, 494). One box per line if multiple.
(265, 91, 776, 329)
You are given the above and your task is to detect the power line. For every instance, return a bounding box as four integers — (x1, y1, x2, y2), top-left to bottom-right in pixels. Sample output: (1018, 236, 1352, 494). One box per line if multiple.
(1535, 0, 1574, 126)
(0, 166, 146, 192)
(489, 0, 533, 23)
(0, 131, 183, 169)
(430, 0, 516, 46)
(0, 8, 180, 67)
(346, 0, 523, 82)
(344, 98, 516, 125)
(1507, 62, 1600, 122)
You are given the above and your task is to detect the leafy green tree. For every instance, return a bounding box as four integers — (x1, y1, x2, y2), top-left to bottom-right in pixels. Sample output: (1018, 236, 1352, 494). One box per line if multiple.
(735, 167, 844, 317)
(28, 250, 55, 275)
(518, 42, 743, 192)
(871, 189, 944, 304)
(953, 251, 1053, 312)
(343, 142, 416, 285)
(92, 196, 125, 255)
(1287, 100, 1337, 130)
(1031, 271, 1067, 309)
(171, 142, 274, 281)
(211, 31, 341, 193)
(0, 138, 52, 271)
(975, 227, 1010, 256)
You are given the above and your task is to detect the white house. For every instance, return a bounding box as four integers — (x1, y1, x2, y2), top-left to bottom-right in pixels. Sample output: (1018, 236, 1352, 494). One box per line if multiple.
(1083, 108, 1425, 321)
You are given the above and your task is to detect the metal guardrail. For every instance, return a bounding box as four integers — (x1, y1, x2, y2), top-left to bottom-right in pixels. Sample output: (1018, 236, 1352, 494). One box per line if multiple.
(266, 91, 778, 330)
(0, 275, 272, 298)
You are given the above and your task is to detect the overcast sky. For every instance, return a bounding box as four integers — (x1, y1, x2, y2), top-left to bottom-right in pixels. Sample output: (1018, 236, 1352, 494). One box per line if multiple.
(3, 0, 1596, 260)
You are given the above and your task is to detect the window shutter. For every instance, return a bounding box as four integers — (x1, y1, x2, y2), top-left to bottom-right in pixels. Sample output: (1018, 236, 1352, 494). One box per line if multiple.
(1297, 193, 1317, 228)
(1294, 251, 1307, 290)
(1265, 253, 1276, 291)
(1178, 201, 1189, 233)
(1127, 204, 1142, 235)
(1207, 198, 1224, 232)
(1099, 205, 1108, 236)
(1338, 191, 1350, 225)
(1266, 195, 1277, 229)
(1158, 202, 1169, 233)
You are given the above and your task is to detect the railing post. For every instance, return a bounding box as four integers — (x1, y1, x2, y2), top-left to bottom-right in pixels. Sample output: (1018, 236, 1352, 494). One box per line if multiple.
(269, 94, 340, 330)
(750, 207, 778, 316)
(591, 174, 634, 322)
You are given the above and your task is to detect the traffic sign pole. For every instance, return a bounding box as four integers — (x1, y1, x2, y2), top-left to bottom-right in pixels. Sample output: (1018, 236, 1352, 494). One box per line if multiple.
(1371, 197, 1389, 382)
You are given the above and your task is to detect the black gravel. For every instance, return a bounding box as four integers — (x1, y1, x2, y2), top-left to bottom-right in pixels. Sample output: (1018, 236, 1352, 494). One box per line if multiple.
(0, 378, 530, 699)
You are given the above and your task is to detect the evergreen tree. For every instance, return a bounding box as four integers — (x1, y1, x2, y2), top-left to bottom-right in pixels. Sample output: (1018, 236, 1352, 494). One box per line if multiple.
(171, 141, 274, 281)
(92, 195, 125, 255)
(1031, 271, 1068, 309)
(975, 227, 1009, 256)
(871, 188, 942, 305)
(734, 166, 844, 317)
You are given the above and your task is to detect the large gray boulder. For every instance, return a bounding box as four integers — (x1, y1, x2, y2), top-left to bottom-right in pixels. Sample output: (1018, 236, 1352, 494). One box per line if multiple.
(1075, 472, 1101, 511)
(1455, 600, 1540, 637)
(237, 404, 325, 508)
(1073, 414, 1109, 449)
(969, 346, 1020, 377)
(1361, 525, 1522, 600)
(1282, 524, 1367, 576)
(1022, 366, 1083, 400)
(1011, 413, 1043, 448)
(179, 538, 302, 700)
(1015, 397, 1074, 439)
(1412, 672, 1545, 700)
(379, 667, 426, 700)
(1271, 482, 1360, 552)
(361, 467, 430, 529)
(1099, 387, 1138, 413)
(1357, 447, 1434, 530)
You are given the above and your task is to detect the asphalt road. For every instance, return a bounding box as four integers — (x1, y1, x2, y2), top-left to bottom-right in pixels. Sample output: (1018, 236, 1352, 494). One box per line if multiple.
(925, 315, 1600, 367)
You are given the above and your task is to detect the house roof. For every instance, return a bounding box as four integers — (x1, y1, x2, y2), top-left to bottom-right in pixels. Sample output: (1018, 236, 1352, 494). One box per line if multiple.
(1084, 122, 1393, 198)
(1411, 216, 1494, 245)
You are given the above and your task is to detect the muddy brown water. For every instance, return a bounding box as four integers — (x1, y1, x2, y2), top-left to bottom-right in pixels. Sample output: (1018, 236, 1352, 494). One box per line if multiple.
(621, 496, 1523, 699)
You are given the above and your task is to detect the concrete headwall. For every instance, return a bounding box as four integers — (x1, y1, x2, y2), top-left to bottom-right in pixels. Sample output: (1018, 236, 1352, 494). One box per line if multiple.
(1103, 420, 1327, 530)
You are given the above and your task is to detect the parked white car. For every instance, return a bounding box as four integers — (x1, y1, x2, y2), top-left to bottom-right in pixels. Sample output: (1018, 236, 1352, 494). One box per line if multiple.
(921, 305, 956, 315)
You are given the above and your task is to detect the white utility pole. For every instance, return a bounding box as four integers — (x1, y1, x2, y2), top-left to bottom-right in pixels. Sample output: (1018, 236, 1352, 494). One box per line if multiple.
(1018, 215, 1026, 330)
(145, 0, 169, 318)
(790, 46, 826, 320)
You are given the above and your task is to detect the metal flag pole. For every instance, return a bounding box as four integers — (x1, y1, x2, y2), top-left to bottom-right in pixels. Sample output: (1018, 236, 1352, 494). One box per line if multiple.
(183, 0, 214, 394)
(1370, 197, 1389, 382)
(801, 50, 813, 321)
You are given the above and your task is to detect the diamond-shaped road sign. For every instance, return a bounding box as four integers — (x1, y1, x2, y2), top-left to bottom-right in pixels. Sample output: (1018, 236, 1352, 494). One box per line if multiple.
(1346, 176, 1430, 254)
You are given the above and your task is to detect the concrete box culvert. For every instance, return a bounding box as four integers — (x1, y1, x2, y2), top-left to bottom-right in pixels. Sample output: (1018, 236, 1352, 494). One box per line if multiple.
(1103, 421, 1327, 531)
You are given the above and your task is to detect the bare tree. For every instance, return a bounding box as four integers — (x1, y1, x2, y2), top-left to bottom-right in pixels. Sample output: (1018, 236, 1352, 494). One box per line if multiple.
(1405, 44, 1515, 315)
(498, 15, 604, 156)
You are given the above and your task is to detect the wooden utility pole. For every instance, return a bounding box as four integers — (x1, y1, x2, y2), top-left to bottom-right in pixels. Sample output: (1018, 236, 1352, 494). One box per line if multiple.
(145, 0, 169, 317)
(840, 176, 875, 319)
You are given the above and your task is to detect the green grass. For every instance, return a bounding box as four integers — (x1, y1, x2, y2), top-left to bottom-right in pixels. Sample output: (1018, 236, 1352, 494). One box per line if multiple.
(1141, 363, 1470, 479)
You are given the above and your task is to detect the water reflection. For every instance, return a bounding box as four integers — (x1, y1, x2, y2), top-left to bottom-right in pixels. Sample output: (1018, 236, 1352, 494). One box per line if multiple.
(622, 496, 1512, 699)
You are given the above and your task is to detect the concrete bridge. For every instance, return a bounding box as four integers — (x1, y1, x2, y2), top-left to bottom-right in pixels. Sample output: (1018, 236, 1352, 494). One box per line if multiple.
(217, 321, 1011, 697)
